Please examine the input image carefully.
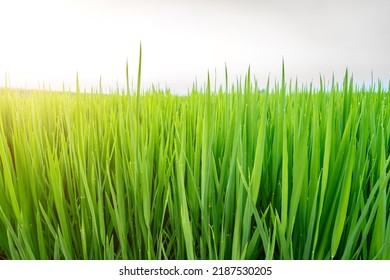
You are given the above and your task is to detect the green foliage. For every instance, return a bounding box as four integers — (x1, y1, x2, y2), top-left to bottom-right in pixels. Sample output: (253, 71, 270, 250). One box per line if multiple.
(0, 69, 389, 260)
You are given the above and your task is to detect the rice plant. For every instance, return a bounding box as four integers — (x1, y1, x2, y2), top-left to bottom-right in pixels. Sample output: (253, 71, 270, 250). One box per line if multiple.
(0, 63, 389, 260)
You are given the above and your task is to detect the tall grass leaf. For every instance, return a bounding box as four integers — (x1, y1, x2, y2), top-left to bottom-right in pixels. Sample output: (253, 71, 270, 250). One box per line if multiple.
(331, 141, 355, 258)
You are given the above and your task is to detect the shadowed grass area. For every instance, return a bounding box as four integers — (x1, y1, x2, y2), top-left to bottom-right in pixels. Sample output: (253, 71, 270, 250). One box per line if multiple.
(0, 68, 389, 260)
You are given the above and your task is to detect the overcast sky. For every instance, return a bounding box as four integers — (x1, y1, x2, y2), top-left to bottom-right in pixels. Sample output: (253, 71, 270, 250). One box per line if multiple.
(0, 0, 389, 93)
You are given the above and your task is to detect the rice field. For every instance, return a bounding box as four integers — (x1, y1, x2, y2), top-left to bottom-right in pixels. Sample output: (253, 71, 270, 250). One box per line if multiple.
(0, 65, 389, 260)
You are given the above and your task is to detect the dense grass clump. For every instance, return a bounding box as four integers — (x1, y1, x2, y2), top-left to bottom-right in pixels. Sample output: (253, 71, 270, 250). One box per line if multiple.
(0, 71, 389, 260)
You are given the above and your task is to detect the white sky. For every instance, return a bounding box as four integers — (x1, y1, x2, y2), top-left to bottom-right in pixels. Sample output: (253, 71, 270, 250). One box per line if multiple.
(0, 0, 389, 93)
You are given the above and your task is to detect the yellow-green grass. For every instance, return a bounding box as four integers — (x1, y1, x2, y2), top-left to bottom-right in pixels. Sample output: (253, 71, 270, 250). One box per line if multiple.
(0, 68, 389, 260)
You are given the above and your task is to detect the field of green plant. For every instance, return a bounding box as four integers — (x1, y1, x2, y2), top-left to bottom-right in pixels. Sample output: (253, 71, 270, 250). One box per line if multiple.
(0, 66, 389, 260)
